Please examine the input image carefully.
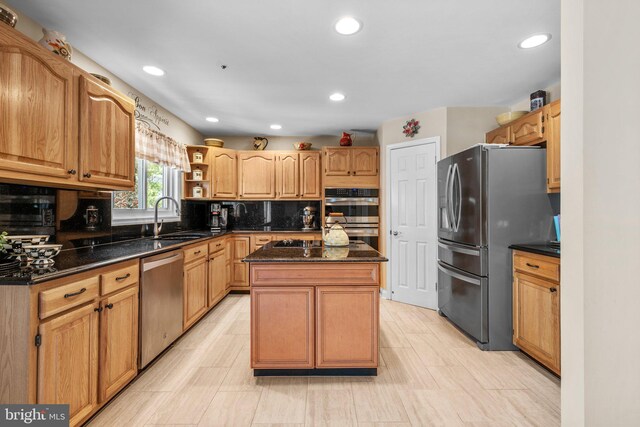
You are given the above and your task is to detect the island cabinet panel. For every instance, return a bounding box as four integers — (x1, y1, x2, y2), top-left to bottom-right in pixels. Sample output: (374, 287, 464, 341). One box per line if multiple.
(299, 152, 322, 199)
(251, 287, 315, 368)
(211, 148, 237, 198)
(316, 286, 379, 368)
(0, 26, 76, 181)
(38, 302, 99, 427)
(78, 75, 136, 190)
(98, 286, 139, 402)
(183, 257, 208, 330)
(238, 152, 276, 199)
(251, 263, 379, 286)
(276, 152, 300, 198)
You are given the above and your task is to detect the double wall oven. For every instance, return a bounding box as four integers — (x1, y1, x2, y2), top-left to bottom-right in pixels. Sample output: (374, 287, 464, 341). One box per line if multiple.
(324, 188, 379, 249)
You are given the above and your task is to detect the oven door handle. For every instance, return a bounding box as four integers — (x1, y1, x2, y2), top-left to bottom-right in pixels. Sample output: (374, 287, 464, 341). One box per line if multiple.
(324, 197, 379, 206)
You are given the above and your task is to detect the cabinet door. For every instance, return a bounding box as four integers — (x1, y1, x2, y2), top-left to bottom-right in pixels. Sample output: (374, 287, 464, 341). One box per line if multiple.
(99, 286, 138, 402)
(511, 109, 545, 146)
(513, 272, 560, 374)
(276, 152, 300, 198)
(486, 126, 511, 145)
(0, 27, 76, 180)
(208, 250, 226, 307)
(351, 148, 378, 176)
(238, 152, 276, 198)
(225, 239, 233, 290)
(78, 76, 135, 189)
(251, 287, 314, 368)
(183, 258, 208, 329)
(299, 152, 321, 199)
(316, 286, 379, 368)
(212, 148, 237, 198)
(546, 101, 561, 193)
(232, 236, 250, 288)
(323, 148, 351, 176)
(38, 303, 99, 426)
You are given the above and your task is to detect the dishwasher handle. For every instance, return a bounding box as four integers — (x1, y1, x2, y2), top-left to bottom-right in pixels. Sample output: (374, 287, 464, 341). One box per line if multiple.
(142, 252, 184, 271)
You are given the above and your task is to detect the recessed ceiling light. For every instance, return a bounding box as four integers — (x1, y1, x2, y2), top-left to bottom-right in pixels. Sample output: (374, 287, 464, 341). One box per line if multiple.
(142, 65, 165, 76)
(270, 124, 282, 130)
(335, 17, 362, 35)
(329, 93, 346, 101)
(518, 34, 551, 49)
(205, 117, 219, 123)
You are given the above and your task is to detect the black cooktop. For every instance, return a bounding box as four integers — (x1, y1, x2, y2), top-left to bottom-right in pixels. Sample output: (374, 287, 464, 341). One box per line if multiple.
(273, 239, 322, 248)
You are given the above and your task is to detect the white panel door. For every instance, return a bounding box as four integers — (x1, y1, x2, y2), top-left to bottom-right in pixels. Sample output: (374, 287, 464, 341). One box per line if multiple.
(390, 142, 438, 309)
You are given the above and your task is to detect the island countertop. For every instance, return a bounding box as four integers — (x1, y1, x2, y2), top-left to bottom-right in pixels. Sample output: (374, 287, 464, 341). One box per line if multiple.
(243, 240, 388, 263)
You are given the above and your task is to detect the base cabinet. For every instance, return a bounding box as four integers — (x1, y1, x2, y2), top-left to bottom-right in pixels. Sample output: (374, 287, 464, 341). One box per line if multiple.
(512, 251, 560, 375)
(38, 303, 99, 426)
(231, 236, 250, 289)
(208, 249, 227, 307)
(316, 286, 379, 368)
(251, 287, 315, 368)
(183, 254, 208, 330)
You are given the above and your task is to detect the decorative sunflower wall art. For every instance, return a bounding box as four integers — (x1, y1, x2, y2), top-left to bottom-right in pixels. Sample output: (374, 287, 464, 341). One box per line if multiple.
(402, 119, 420, 138)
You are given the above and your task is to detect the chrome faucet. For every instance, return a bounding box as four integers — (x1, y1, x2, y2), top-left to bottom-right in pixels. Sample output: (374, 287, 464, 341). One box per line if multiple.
(153, 196, 181, 239)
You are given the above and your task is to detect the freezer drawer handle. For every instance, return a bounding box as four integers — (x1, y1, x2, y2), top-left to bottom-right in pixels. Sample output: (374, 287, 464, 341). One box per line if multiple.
(438, 242, 479, 256)
(525, 263, 540, 269)
(437, 263, 481, 286)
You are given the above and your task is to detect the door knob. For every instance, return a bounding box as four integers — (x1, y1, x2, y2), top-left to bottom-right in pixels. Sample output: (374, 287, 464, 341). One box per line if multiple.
(392, 231, 398, 236)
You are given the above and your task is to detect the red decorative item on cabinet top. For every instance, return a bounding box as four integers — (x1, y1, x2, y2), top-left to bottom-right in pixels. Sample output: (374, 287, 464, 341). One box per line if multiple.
(339, 132, 354, 146)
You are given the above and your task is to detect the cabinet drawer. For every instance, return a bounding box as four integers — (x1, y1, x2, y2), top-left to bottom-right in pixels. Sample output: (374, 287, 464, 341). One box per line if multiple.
(101, 262, 139, 295)
(513, 252, 560, 282)
(209, 239, 225, 255)
(252, 234, 272, 244)
(184, 243, 208, 264)
(251, 263, 379, 286)
(274, 233, 321, 241)
(40, 277, 100, 319)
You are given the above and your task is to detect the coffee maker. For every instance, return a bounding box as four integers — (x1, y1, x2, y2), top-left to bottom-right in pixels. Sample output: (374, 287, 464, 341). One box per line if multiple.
(210, 203, 228, 232)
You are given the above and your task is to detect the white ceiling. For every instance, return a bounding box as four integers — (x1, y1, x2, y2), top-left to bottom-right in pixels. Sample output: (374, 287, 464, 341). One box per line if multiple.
(9, 0, 560, 136)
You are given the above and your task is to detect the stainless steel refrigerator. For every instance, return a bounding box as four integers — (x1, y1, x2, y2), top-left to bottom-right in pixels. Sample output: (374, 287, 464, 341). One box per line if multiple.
(437, 144, 554, 350)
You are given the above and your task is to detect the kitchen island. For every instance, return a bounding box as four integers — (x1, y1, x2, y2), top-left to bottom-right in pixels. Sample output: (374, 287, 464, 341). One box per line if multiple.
(244, 240, 387, 375)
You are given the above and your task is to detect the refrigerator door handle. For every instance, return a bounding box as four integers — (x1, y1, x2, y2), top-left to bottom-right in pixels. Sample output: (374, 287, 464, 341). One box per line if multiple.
(444, 164, 453, 229)
(437, 261, 481, 286)
(454, 163, 462, 232)
(449, 163, 458, 232)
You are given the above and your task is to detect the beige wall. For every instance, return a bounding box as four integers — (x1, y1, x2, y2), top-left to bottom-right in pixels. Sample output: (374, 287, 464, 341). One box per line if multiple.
(446, 107, 507, 155)
(218, 134, 377, 151)
(510, 81, 561, 112)
(563, 0, 640, 425)
(12, 8, 203, 146)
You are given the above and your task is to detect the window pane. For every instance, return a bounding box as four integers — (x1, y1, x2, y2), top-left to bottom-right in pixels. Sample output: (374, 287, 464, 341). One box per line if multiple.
(146, 161, 166, 208)
(113, 160, 141, 209)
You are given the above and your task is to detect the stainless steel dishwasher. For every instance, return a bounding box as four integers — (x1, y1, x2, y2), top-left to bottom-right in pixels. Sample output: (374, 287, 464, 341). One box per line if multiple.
(139, 250, 184, 368)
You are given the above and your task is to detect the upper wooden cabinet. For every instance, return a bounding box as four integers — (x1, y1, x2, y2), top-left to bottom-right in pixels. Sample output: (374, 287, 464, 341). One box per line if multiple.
(276, 152, 300, 198)
(546, 100, 561, 193)
(486, 126, 511, 145)
(511, 109, 545, 146)
(0, 25, 76, 182)
(78, 76, 136, 189)
(211, 148, 237, 198)
(322, 147, 379, 188)
(238, 152, 276, 199)
(0, 25, 136, 191)
(299, 152, 322, 199)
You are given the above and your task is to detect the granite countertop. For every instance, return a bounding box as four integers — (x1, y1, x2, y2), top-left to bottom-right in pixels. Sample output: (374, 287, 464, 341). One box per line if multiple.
(243, 240, 388, 263)
(0, 228, 323, 285)
(510, 243, 561, 258)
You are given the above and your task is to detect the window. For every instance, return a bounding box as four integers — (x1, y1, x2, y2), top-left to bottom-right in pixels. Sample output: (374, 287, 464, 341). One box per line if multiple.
(112, 159, 181, 225)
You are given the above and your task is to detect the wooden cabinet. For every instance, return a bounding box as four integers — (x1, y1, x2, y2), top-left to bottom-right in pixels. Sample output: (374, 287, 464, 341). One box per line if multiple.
(238, 152, 276, 199)
(98, 286, 138, 402)
(316, 286, 379, 368)
(78, 76, 135, 189)
(322, 147, 379, 188)
(512, 251, 560, 375)
(211, 148, 237, 198)
(0, 25, 76, 182)
(251, 287, 315, 369)
(546, 100, 561, 193)
(299, 152, 322, 198)
(183, 253, 208, 330)
(486, 126, 511, 145)
(38, 303, 100, 426)
(225, 239, 233, 291)
(231, 236, 250, 289)
(276, 152, 300, 198)
(251, 234, 273, 252)
(184, 146, 211, 199)
(208, 247, 227, 308)
(511, 109, 545, 146)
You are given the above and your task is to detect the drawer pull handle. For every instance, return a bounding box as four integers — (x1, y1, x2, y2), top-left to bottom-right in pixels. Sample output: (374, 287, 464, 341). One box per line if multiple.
(64, 288, 86, 298)
(525, 263, 540, 269)
(115, 273, 131, 282)
(550, 287, 557, 293)
(194, 250, 202, 255)
(94, 307, 103, 313)
(105, 303, 114, 309)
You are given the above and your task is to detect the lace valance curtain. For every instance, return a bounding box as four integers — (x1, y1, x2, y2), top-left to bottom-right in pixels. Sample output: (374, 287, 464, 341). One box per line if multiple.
(135, 122, 191, 172)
